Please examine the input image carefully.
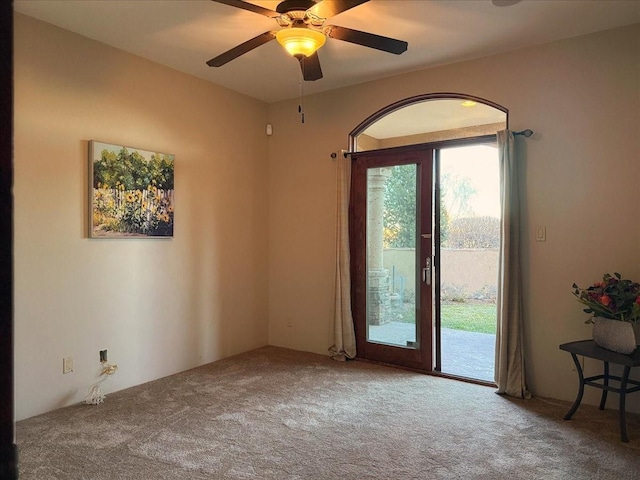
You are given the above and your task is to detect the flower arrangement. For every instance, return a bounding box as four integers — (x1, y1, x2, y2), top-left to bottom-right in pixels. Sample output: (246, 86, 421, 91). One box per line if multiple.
(572, 273, 640, 323)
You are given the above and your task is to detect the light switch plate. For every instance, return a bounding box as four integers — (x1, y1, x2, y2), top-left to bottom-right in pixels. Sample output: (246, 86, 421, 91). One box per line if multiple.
(535, 226, 546, 242)
(63, 356, 74, 374)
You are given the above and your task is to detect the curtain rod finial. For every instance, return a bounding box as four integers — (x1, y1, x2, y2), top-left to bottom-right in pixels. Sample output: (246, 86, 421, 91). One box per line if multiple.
(515, 129, 534, 137)
(331, 150, 352, 159)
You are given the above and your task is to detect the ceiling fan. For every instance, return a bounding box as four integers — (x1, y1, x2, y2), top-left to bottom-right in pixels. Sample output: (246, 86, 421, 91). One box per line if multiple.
(206, 0, 408, 81)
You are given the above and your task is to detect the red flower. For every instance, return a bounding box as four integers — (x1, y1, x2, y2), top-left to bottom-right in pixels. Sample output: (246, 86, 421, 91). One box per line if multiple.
(573, 273, 640, 322)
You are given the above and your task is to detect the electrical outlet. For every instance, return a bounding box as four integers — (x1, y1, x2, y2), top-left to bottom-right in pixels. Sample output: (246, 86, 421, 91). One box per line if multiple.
(63, 356, 74, 374)
(100, 349, 107, 363)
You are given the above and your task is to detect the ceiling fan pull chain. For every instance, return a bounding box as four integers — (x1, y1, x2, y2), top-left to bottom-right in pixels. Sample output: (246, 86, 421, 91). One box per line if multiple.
(299, 59, 305, 124)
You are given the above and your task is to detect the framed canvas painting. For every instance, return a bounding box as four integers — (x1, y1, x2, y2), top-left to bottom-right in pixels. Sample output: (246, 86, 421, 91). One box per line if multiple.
(89, 141, 174, 238)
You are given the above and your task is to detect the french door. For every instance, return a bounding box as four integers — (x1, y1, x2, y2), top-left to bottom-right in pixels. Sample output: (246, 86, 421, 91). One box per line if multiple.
(350, 138, 500, 379)
(350, 146, 434, 371)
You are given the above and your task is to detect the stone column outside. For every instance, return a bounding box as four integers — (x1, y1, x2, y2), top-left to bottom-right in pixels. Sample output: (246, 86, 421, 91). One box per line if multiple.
(367, 168, 391, 326)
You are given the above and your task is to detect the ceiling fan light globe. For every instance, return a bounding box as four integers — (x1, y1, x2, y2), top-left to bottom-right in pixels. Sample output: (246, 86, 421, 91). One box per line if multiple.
(276, 28, 326, 57)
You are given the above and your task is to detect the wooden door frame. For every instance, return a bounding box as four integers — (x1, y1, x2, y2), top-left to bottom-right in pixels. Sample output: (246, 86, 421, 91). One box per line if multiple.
(1, 3, 16, 478)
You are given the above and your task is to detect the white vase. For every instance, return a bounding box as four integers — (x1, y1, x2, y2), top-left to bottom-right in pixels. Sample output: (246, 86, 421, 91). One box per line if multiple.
(592, 318, 639, 354)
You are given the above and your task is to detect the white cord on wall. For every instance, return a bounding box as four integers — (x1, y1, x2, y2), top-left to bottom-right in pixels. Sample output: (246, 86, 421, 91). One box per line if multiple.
(84, 361, 118, 405)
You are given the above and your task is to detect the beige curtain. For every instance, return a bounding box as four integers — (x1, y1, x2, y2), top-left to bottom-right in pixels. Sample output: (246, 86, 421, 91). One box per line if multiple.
(329, 153, 356, 360)
(495, 130, 531, 398)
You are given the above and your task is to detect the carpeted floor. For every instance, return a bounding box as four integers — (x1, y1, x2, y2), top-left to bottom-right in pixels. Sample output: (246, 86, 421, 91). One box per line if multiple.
(16, 346, 640, 479)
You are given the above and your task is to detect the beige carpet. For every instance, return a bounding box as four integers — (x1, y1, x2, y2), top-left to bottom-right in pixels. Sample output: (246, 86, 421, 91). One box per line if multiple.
(17, 346, 640, 479)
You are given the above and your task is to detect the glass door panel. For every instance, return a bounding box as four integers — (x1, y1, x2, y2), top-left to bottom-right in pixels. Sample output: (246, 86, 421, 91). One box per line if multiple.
(366, 165, 417, 348)
(438, 144, 499, 382)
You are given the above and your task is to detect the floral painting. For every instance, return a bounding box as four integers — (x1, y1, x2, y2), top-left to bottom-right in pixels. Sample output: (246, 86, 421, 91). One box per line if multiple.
(89, 141, 174, 238)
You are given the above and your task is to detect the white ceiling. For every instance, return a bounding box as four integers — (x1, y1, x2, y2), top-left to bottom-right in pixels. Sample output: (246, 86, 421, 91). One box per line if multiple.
(13, 0, 640, 104)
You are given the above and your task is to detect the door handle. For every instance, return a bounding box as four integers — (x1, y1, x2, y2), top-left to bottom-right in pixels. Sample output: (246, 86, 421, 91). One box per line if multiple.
(422, 257, 431, 285)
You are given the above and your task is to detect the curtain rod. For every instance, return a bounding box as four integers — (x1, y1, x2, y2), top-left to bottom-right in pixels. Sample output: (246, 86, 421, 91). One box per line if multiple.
(331, 129, 534, 158)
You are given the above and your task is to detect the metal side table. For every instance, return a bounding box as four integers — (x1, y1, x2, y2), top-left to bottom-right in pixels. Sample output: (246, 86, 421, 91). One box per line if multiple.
(560, 340, 640, 442)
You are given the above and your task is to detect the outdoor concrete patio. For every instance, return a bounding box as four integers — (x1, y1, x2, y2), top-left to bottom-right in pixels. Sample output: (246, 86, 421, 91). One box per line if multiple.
(368, 322, 495, 382)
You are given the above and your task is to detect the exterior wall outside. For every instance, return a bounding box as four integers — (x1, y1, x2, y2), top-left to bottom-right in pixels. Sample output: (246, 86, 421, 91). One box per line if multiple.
(13, 14, 270, 420)
(383, 249, 499, 301)
(356, 134, 381, 151)
(377, 122, 506, 149)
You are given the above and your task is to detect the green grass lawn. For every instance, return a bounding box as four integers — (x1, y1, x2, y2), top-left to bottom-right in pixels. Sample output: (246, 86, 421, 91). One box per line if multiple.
(396, 302, 497, 334)
(441, 303, 497, 334)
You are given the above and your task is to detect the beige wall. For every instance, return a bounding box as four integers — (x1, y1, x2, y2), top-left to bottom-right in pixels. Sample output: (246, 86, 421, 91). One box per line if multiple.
(440, 249, 498, 299)
(267, 25, 640, 411)
(14, 14, 270, 420)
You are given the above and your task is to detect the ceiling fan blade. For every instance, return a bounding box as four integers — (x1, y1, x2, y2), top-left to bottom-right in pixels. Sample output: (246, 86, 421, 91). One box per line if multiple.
(325, 25, 408, 54)
(210, 0, 280, 18)
(206, 31, 276, 67)
(298, 52, 323, 81)
(309, 0, 369, 18)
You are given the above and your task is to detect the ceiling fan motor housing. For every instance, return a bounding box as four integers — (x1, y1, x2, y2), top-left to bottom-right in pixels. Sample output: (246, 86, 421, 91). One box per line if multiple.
(276, 0, 317, 15)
